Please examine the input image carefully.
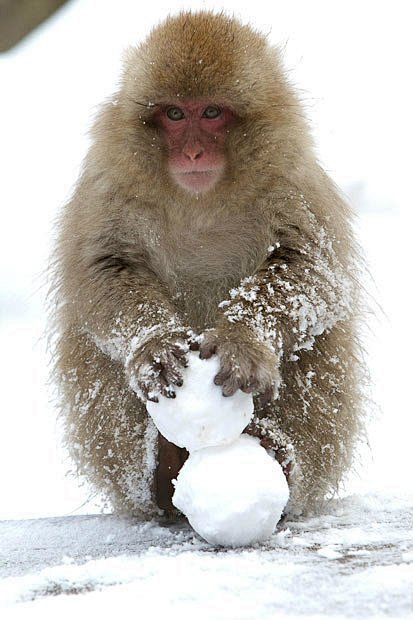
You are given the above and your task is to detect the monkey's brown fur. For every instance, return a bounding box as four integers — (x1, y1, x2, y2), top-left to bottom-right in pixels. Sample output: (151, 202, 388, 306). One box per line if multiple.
(51, 12, 364, 518)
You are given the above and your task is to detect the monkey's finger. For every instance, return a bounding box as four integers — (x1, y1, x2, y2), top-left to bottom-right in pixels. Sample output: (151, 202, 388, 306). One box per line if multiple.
(163, 350, 185, 373)
(149, 370, 176, 399)
(222, 376, 242, 397)
(171, 342, 188, 356)
(162, 369, 183, 387)
(162, 386, 176, 398)
(160, 381, 176, 399)
(222, 385, 239, 397)
(186, 330, 202, 351)
(161, 361, 184, 387)
(199, 342, 217, 359)
(170, 345, 189, 366)
(241, 374, 259, 393)
(213, 369, 230, 386)
(157, 364, 180, 394)
(139, 381, 160, 403)
(146, 394, 159, 403)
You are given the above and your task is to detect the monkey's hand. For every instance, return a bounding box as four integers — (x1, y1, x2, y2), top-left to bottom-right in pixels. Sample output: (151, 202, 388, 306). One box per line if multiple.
(199, 325, 281, 405)
(126, 331, 191, 403)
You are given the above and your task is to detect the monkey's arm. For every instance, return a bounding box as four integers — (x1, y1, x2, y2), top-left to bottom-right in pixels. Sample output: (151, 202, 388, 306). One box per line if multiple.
(65, 240, 190, 402)
(223, 233, 352, 354)
(200, 217, 354, 400)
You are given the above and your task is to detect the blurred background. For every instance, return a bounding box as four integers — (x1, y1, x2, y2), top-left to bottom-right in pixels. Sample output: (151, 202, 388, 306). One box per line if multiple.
(0, 0, 411, 520)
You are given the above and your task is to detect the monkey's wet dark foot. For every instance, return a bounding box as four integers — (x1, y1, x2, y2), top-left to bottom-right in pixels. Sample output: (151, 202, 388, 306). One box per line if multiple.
(156, 433, 189, 513)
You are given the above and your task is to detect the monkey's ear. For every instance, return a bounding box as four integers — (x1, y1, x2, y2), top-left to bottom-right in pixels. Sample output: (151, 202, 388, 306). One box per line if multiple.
(121, 45, 139, 69)
(120, 45, 141, 86)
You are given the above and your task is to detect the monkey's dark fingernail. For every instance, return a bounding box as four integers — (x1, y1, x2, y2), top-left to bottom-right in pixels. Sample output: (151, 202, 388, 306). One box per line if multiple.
(223, 383, 236, 396)
(176, 380, 183, 387)
(148, 396, 159, 403)
(223, 389, 235, 397)
(214, 374, 224, 385)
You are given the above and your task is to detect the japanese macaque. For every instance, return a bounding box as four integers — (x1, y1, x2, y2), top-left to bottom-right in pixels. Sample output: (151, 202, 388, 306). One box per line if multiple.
(52, 12, 364, 518)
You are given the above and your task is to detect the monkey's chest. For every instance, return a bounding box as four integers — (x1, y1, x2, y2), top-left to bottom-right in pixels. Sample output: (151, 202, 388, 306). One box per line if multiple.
(160, 223, 261, 282)
(148, 222, 267, 330)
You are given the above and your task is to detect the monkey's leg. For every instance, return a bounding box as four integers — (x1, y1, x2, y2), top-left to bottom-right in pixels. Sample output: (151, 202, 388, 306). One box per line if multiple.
(59, 333, 159, 517)
(245, 422, 296, 484)
(156, 435, 188, 516)
(249, 326, 362, 516)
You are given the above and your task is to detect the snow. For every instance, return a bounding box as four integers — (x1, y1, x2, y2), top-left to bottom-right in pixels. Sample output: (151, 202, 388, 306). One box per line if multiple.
(1, 494, 412, 617)
(147, 355, 277, 547)
(147, 351, 254, 451)
(0, 0, 412, 617)
(173, 435, 289, 547)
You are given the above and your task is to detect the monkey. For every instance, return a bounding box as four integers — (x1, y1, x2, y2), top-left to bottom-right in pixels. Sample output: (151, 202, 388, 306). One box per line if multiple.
(51, 12, 364, 520)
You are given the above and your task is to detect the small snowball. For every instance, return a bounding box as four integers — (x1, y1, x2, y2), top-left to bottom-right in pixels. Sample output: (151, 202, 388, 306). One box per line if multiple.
(146, 352, 254, 451)
(172, 435, 289, 547)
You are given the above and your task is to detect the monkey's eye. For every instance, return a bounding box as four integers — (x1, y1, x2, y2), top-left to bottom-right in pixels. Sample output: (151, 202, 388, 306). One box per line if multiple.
(166, 107, 185, 121)
(203, 106, 222, 119)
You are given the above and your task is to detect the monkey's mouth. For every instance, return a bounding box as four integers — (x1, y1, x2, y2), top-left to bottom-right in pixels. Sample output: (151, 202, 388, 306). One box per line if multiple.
(173, 169, 222, 193)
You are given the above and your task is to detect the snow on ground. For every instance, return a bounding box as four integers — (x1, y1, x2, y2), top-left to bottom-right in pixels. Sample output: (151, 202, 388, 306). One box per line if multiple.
(1, 493, 412, 618)
(0, 0, 412, 617)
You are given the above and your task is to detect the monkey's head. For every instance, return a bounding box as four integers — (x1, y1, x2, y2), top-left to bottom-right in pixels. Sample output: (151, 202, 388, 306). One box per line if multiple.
(95, 12, 311, 198)
(150, 100, 235, 194)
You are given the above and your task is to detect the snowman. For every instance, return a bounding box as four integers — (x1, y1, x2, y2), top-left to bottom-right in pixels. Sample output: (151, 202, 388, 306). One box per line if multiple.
(146, 351, 289, 547)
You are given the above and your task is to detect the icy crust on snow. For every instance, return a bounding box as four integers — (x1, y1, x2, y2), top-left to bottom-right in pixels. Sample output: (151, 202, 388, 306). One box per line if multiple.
(146, 352, 254, 451)
(1, 494, 412, 617)
(172, 435, 289, 547)
(219, 218, 354, 359)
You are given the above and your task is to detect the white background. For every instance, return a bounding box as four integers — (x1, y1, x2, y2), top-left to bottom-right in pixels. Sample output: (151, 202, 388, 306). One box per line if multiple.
(0, 2, 412, 615)
(0, 0, 411, 517)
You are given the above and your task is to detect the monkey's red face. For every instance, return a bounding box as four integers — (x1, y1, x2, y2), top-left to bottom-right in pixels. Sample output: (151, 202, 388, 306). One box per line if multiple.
(155, 101, 235, 194)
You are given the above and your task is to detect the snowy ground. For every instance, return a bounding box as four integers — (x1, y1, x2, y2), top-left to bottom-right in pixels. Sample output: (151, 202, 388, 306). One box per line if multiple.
(0, 0, 412, 617)
(1, 493, 413, 618)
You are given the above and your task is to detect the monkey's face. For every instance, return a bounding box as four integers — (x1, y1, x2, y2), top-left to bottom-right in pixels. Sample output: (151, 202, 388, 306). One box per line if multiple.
(153, 101, 235, 194)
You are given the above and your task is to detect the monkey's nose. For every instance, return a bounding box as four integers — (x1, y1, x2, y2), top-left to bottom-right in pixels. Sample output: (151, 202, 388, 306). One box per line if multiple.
(183, 142, 204, 161)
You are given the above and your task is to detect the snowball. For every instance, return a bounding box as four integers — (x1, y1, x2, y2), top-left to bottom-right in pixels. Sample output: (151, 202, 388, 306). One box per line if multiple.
(146, 352, 254, 452)
(172, 435, 289, 547)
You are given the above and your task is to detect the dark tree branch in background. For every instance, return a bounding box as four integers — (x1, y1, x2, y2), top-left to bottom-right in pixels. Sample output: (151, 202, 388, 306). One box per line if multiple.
(0, 0, 70, 52)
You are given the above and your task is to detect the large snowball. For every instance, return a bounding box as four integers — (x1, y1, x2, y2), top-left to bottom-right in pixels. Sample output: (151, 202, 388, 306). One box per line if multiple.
(146, 352, 254, 452)
(172, 434, 289, 547)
